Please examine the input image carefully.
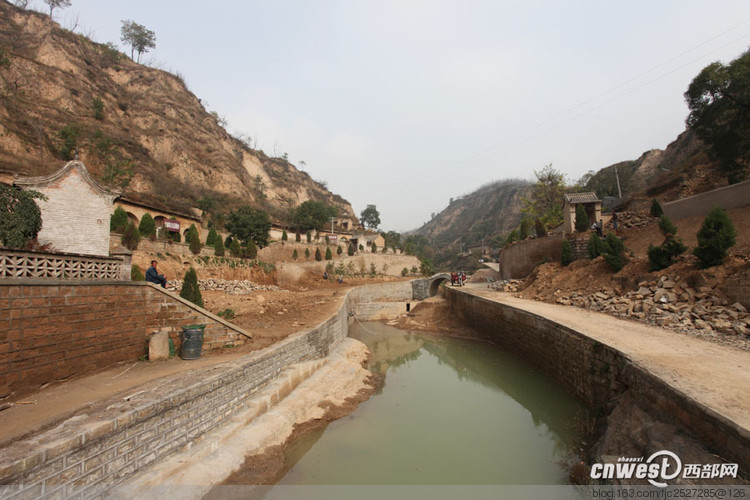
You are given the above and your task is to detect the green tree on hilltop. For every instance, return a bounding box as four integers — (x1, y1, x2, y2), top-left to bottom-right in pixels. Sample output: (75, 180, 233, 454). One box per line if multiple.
(120, 20, 156, 63)
(694, 207, 736, 268)
(521, 164, 566, 228)
(360, 205, 381, 229)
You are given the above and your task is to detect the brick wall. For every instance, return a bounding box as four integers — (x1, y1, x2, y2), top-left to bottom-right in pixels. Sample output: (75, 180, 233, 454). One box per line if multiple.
(445, 288, 750, 474)
(0, 286, 356, 497)
(497, 234, 563, 279)
(0, 281, 252, 399)
(565, 232, 590, 261)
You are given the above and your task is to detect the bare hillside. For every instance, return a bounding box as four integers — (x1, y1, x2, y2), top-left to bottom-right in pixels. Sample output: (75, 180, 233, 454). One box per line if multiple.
(0, 2, 355, 220)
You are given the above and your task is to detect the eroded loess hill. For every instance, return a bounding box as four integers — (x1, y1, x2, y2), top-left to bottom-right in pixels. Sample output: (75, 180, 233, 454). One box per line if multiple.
(0, 2, 354, 220)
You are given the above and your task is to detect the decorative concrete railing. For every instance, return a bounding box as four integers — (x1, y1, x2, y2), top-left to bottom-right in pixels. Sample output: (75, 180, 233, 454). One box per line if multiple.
(0, 249, 125, 281)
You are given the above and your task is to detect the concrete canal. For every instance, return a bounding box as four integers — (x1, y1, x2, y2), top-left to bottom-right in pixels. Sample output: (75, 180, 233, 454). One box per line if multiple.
(271, 321, 586, 487)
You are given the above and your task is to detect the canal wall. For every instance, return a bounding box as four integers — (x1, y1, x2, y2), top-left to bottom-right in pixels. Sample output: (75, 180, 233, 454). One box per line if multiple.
(445, 287, 750, 474)
(348, 281, 414, 320)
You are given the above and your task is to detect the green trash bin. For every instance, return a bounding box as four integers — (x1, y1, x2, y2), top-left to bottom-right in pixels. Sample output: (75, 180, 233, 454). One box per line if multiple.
(180, 324, 206, 360)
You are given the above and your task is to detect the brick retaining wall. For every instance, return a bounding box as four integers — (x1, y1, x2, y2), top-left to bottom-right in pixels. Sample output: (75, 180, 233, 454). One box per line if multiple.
(0, 281, 252, 399)
(0, 288, 354, 497)
(445, 287, 750, 474)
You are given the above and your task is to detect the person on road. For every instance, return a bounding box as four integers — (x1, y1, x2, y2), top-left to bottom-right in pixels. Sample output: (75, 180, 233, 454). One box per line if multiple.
(145, 260, 167, 288)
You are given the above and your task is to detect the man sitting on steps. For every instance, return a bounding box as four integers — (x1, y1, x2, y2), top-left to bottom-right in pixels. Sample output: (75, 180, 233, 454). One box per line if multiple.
(145, 260, 167, 288)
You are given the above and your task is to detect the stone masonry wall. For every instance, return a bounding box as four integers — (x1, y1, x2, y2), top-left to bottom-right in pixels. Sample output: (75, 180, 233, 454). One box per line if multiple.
(663, 179, 750, 221)
(0, 281, 252, 399)
(445, 287, 750, 474)
(497, 234, 563, 279)
(0, 288, 355, 497)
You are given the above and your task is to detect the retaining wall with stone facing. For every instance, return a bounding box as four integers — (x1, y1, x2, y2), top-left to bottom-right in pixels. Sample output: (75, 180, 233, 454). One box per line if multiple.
(0, 281, 252, 399)
(445, 287, 750, 475)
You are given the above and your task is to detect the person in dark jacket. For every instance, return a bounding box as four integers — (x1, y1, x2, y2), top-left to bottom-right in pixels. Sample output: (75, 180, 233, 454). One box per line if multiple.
(145, 260, 167, 287)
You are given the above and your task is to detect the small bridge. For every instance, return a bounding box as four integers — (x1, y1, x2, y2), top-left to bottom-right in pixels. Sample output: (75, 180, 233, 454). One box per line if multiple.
(412, 273, 451, 300)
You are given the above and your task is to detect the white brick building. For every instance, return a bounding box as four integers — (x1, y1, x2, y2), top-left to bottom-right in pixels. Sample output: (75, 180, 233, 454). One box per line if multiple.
(14, 161, 119, 256)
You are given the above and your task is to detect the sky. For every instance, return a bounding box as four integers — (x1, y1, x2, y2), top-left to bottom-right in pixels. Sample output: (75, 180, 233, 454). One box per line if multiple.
(26, 0, 750, 231)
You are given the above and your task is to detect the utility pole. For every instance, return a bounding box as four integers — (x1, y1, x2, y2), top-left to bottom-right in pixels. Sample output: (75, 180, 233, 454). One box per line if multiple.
(330, 217, 335, 235)
(614, 164, 622, 199)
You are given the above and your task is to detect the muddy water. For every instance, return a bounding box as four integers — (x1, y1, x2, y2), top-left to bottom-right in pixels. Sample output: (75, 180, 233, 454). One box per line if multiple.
(273, 322, 586, 487)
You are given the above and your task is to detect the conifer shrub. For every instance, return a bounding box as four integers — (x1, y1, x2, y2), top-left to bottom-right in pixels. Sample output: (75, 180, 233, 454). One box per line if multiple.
(561, 239, 573, 266)
(535, 218, 548, 238)
(225, 235, 233, 248)
(244, 240, 258, 259)
(170, 231, 181, 243)
(206, 228, 218, 246)
(282, 230, 288, 241)
(306, 232, 312, 243)
(401, 267, 409, 277)
(648, 215, 686, 271)
(650, 199, 664, 218)
(371, 241, 378, 253)
(138, 213, 156, 239)
(348, 243, 355, 256)
(315, 248, 322, 261)
(602, 233, 625, 272)
(575, 204, 589, 232)
(693, 206, 737, 268)
(337, 245, 342, 255)
(587, 233, 605, 259)
(110, 207, 129, 233)
(187, 224, 201, 255)
(230, 238, 242, 257)
(131, 264, 145, 281)
(214, 236, 225, 257)
(295, 232, 301, 242)
(292, 249, 298, 260)
(180, 267, 203, 308)
(305, 248, 311, 259)
(121, 222, 140, 250)
(325, 247, 332, 260)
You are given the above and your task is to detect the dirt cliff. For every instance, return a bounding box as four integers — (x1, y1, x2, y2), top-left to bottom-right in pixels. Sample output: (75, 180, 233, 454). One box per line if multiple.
(0, 1, 355, 220)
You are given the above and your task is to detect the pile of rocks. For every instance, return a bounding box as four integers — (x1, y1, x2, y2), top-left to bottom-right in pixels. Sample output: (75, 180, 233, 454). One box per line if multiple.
(167, 278, 281, 295)
(612, 211, 655, 230)
(490, 279, 523, 292)
(553, 275, 750, 346)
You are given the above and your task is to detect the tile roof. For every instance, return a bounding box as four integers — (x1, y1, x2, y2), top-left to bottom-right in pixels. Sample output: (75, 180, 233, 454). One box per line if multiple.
(564, 192, 600, 204)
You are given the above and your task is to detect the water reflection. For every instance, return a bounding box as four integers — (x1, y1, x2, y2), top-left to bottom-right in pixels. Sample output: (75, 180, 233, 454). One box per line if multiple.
(274, 322, 585, 487)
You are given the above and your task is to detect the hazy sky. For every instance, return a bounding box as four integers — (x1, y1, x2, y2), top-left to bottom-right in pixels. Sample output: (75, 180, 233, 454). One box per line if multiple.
(30, 0, 750, 231)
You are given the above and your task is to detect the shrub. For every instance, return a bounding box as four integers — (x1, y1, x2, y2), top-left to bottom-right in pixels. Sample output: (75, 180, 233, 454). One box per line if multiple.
(561, 239, 573, 266)
(244, 240, 258, 259)
(305, 248, 310, 259)
(519, 219, 532, 239)
(401, 267, 409, 277)
(419, 258, 434, 276)
(92, 97, 104, 120)
(535, 218, 548, 238)
(306, 232, 312, 243)
(121, 222, 140, 250)
(170, 231, 181, 243)
(575, 204, 589, 232)
(295, 232, 301, 242)
(179, 267, 203, 308)
(337, 245, 342, 255)
(359, 244, 364, 251)
(315, 248, 322, 261)
(411, 265, 419, 274)
(693, 206, 737, 268)
(214, 236, 225, 257)
(282, 230, 288, 241)
(138, 213, 156, 238)
(230, 238, 242, 257)
(602, 233, 625, 272)
(348, 243, 355, 256)
(55, 125, 79, 160)
(325, 247, 332, 260)
(648, 215, 686, 271)
(187, 224, 201, 255)
(587, 233, 605, 259)
(225, 235, 233, 248)
(371, 241, 378, 253)
(206, 228, 219, 246)
(292, 249, 298, 260)
(110, 206, 129, 233)
(650, 199, 663, 218)
(131, 264, 145, 281)
(217, 308, 235, 320)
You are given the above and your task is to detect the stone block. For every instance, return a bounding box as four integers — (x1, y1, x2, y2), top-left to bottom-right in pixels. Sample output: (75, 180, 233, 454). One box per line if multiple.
(148, 331, 170, 361)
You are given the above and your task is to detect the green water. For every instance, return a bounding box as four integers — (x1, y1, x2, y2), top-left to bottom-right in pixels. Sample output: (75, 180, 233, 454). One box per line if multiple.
(275, 322, 585, 486)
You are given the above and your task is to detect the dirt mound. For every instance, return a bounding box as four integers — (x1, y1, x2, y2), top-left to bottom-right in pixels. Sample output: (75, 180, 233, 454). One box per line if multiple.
(468, 268, 500, 283)
(390, 296, 474, 337)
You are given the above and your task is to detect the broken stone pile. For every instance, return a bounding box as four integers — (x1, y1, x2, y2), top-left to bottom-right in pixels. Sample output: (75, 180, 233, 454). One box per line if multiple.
(553, 275, 749, 339)
(612, 212, 655, 230)
(490, 279, 524, 292)
(167, 278, 281, 294)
